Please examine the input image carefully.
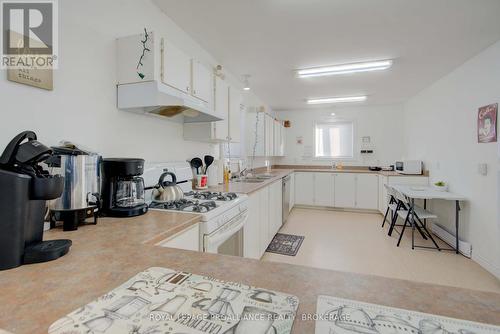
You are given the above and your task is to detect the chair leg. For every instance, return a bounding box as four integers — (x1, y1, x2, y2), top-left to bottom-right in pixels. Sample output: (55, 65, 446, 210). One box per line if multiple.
(388, 202, 400, 236)
(381, 206, 390, 228)
(411, 215, 415, 250)
(397, 214, 410, 247)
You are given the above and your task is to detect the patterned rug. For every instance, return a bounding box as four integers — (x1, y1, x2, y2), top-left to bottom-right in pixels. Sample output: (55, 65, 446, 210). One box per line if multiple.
(266, 233, 305, 256)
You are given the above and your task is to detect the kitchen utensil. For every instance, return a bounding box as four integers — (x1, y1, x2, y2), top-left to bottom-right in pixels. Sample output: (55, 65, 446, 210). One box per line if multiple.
(195, 174, 208, 189)
(204, 155, 214, 174)
(191, 157, 203, 175)
(151, 171, 184, 203)
(101, 158, 148, 217)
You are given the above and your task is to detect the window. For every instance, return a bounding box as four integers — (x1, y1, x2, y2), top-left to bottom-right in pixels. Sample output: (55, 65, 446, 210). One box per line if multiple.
(314, 121, 354, 158)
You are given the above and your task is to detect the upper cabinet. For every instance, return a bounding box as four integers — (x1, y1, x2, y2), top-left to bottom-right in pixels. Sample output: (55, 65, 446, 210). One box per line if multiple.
(246, 109, 286, 157)
(161, 40, 191, 94)
(229, 87, 242, 143)
(191, 60, 212, 103)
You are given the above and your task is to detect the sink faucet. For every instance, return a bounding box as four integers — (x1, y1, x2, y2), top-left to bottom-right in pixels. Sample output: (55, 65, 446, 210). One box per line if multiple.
(239, 168, 248, 177)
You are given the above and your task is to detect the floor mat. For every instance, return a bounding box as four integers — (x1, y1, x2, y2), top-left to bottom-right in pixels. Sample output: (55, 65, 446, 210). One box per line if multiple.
(266, 233, 305, 256)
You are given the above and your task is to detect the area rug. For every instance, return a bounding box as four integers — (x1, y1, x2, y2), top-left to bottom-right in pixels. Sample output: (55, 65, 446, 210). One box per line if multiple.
(315, 295, 500, 334)
(266, 233, 305, 256)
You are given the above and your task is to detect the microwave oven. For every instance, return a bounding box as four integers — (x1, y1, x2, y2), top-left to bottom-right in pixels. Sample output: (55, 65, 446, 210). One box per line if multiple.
(395, 160, 422, 175)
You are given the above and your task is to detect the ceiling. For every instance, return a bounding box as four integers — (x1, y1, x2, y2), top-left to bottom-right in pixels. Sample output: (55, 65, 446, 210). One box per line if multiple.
(154, 0, 500, 110)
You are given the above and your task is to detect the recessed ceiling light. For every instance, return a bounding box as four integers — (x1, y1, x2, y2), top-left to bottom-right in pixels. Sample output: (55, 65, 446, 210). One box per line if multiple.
(330, 112, 336, 116)
(297, 60, 393, 78)
(243, 74, 251, 91)
(307, 96, 367, 105)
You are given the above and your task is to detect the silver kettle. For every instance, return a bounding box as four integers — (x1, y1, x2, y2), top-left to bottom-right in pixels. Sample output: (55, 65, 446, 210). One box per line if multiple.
(151, 171, 184, 203)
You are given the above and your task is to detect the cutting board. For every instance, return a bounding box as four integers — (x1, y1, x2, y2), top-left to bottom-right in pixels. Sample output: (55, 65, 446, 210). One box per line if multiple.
(49, 267, 299, 334)
(315, 295, 500, 334)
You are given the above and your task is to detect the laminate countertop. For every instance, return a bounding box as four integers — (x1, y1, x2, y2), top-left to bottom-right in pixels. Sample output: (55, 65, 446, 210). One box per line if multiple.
(208, 167, 427, 195)
(1, 209, 499, 333)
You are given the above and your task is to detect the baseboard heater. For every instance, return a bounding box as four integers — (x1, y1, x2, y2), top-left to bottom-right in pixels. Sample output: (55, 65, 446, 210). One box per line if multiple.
(431, 223, 472, 258)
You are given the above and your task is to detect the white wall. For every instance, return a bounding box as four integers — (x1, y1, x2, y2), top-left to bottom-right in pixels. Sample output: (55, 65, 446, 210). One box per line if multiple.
(404, 41, 500, 278)
(275, 105, 405, 167)
(0, 0, 261, 164)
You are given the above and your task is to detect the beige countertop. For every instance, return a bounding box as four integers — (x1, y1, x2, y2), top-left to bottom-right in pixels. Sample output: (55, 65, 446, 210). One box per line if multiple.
(1, 208, 499, 333)
(208, 166, 427, 195)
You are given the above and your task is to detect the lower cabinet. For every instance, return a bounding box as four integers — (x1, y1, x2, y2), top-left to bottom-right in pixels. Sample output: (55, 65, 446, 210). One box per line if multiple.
(289, 172, 295, 211)
(314, 173, 334, 206)
(157, 223, 200, 251)
(294, 172, 314, 205)
(355, 174, 379, 210)
(244, 179, 283, 259)
(333, 173, 356, 208)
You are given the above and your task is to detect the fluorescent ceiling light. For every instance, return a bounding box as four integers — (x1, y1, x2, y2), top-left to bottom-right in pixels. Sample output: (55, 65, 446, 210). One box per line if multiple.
(307, 96, 367, 105)
(297, 60, 393, 78)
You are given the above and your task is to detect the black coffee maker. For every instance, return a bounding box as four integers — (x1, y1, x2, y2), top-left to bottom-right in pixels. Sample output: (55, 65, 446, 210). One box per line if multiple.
(0, 131, 72, 270)
(101, 158, 148, 217)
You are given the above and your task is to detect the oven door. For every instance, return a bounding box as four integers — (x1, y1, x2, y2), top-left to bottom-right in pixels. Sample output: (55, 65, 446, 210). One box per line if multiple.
(203, 210, 248, 256)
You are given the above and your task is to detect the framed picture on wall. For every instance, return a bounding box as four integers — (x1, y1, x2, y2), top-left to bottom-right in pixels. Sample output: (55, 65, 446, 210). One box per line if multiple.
(477, 103, 497, 143)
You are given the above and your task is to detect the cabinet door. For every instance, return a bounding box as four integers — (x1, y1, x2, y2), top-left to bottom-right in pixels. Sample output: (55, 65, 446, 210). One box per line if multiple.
(265, 115, 274, 156)
(244, 192, 261, 259)
(289, 173, 295, 211)
(334, 173, 356, 208)
(162, 40, 191, 93)
(314, 173, 334, 207)
(378, 175, 388, 213)
(214, 77, 229, 140)
(356, 174, 379, 210)
(246, 111, 265, 156)
(259, 187, 270, 256)
(191, 60, 212, 103)
(268, 180, 283, 239)
(294, 172, 314, 206)
(229, 87, 242, 143)
(158, 224, 199, 251)
(273, 120, 280, 156)
(280, 124, 285, 156)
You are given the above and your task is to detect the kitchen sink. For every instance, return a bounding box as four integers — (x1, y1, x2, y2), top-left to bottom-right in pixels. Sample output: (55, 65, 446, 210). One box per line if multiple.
(253, 174, 275, 179)
(232, 178, 265, 183)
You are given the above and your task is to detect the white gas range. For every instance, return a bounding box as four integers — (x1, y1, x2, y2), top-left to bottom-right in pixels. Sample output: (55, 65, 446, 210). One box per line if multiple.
(143, 162, 248, 256)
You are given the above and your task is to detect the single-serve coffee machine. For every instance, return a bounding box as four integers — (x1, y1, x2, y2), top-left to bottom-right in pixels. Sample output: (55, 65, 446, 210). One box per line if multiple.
(101, 158, 148, 217)
(0, 131, 72, 271)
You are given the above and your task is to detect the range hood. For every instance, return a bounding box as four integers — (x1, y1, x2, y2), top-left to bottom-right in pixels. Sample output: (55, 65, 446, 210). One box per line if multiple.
(117, 81, 223, 123)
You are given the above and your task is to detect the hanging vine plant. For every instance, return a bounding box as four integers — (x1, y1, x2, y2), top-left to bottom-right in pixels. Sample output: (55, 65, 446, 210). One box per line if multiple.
(136, 28, 150, 79)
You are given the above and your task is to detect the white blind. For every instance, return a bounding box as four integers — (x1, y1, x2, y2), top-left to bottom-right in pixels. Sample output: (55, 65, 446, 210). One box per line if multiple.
(315, 121, 354, 158)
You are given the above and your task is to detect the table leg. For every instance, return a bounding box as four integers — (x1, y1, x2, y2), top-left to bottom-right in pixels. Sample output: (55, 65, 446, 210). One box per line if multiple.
(411, 198, 415, 250)
(455, 200, 460, 254)
(423, 199, 427, 227)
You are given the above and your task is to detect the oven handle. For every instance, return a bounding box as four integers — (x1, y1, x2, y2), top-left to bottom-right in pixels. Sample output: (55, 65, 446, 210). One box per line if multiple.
(204, 210, 248, 251)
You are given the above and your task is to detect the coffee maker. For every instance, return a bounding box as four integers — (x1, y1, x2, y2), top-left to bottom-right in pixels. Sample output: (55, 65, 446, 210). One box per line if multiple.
(101, 158, 148, 217)
(0, 131, 72, 270)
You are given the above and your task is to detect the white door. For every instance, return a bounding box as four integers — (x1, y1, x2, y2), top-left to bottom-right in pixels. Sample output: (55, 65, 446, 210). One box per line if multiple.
(268, 180, 283, 239)
(191, 60, 212, 103)
(356, 174, 379, 210)
(259, 187, 270, 256)
(162, 40, 191, 93)
(294, 172, 314, 205)
(334, 173, 356, 208)
(244, 192, 261, 259)
(214, 77, 229, 140)
(229, 87, 242, 143)
(314, 173, 334, 207)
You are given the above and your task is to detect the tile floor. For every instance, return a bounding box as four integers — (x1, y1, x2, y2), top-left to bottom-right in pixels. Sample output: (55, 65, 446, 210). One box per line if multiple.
(262, 207, 500, 293)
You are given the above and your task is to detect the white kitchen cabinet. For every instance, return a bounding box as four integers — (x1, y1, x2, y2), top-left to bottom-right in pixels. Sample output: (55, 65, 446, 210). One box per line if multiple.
(356, 174, 379, 210)
(294, 172, 315, 206)
(183, 76, 230, 142)
(314, 173, 334, 207)
(157, 224, 199, 251)
(162, 40, 191, 94)
(246, 110, 266, 156)
(290, 173, 295, 211)
(268, 180, 283, 239)
(272, 120, 285, 157)
(191, 60, 212, 103)
(244, 190, 261, 259)
(117, 31, 157, 84)
(259, 186, 271, 254)
(333, 173, 356, 208)
(265, 114, 274, 156)
(378, 175, 388, 213)
(229, 87, 242, 143)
